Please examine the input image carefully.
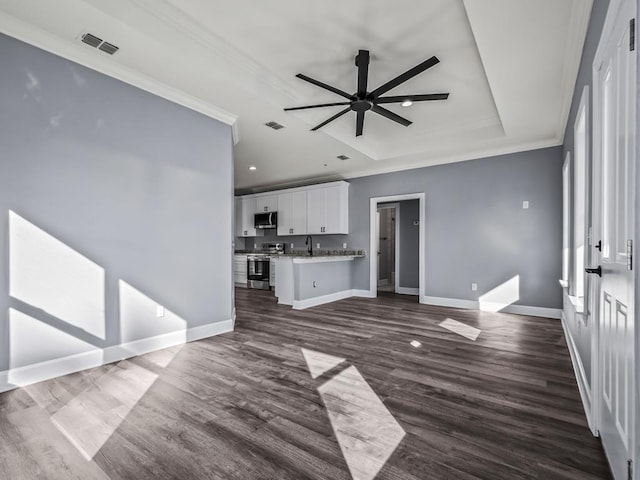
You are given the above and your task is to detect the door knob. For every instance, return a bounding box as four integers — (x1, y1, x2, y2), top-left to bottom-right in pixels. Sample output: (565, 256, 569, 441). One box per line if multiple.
(585, 266, 602, 277)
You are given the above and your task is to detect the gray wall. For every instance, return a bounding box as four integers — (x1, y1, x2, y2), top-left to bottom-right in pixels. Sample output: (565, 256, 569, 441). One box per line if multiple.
(398, 200, 420, 289)
(295, 261, 353, 300)
(561, 0, 609, 387)
(348, 147, 564, 308)
(0, 33, 234, 375)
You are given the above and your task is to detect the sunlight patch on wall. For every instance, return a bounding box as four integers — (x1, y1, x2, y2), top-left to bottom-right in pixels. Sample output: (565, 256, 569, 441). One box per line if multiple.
(51, 361, 158, 461)
(318, 366, 405, 480)
(118, 280, 186, 344)
(478, 275, 520, 313)
(7, 308, 95, 377)
(9, 210, 106, 339)
(301, 348, 345, 379)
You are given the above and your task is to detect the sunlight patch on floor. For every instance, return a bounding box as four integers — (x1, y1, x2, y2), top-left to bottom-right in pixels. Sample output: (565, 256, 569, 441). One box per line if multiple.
(439, 318, 481, 341)
(301, 348, 345, 379)
(50, 361, 158, 461)
(318, 366, 406, 480)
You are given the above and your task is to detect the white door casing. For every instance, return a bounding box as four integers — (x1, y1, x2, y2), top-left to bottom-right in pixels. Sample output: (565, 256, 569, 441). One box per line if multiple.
(592, 1, 636, 478)
(368, 193, 425, 300)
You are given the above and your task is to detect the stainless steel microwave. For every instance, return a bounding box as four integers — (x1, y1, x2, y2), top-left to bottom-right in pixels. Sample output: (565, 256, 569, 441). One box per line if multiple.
(254, 211, 277, 229)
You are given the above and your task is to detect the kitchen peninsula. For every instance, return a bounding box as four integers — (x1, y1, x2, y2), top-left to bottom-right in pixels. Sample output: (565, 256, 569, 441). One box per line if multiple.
(274, 251, 365, 309)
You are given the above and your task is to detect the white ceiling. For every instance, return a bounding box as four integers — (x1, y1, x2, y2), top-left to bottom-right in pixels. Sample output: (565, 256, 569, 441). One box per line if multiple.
(0, 0, 593, 192)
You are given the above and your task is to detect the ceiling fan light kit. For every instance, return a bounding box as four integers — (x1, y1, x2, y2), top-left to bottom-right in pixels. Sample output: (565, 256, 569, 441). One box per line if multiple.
(284, 49, 449, 137)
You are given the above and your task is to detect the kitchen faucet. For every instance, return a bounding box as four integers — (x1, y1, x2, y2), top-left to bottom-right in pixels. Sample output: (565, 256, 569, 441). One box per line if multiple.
(305, 235, 313, 256)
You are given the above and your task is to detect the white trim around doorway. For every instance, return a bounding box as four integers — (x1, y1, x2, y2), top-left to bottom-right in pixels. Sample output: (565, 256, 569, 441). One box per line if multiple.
(369, 193, 425, 301)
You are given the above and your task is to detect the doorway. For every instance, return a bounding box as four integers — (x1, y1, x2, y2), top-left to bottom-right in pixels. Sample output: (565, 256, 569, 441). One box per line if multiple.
(376, 203, 399, 293)
(591, 1, 636, 478)
(369, 193, 425, 301)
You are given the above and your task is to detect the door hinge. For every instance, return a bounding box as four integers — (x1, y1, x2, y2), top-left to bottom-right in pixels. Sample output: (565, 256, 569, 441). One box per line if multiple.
(628, 459, 633, 480)
(627, 240, 633, 270)
(631, 18, 636, 51)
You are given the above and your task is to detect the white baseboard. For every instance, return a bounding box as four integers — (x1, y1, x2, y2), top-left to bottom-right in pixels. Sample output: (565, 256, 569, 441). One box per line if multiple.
(421, 296, 478, 309)
(500, 304, 562, 319)
(397, 287, 419, 296)
(560, 312, 595, 434)
(0, 319, 234, 394)
(420, 296, 561, 319)
(293, 290, 354, 310)
(352, 289, 376, 298)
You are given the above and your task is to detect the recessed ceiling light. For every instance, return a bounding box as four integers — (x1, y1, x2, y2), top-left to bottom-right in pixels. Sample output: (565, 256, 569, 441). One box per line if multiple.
(249, 166, 257, 171)
(401, 100, 413, 107)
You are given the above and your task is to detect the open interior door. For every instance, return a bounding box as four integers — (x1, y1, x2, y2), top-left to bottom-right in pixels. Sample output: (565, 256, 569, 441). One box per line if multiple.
(591, 1, 636, 478)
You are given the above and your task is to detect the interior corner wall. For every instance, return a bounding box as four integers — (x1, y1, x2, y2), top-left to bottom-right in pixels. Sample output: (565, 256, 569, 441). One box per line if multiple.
(348, 146, 564, 310)
(0, 32, 234, 390)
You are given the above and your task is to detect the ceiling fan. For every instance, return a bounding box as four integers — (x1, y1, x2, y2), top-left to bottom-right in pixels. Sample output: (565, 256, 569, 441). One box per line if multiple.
(284, 49, 449, 137)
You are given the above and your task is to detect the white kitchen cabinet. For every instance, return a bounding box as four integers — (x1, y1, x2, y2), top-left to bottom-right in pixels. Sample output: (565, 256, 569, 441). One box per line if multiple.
(255, 195, 278, 213)
(277, 191, 307, 236)
(235, 197, 263, 237)
(234, 254, 248, 286)
(306, 183, 349, 234)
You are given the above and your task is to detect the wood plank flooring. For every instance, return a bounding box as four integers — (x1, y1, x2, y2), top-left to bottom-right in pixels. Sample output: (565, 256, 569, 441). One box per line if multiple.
(0, 288, 612, 479)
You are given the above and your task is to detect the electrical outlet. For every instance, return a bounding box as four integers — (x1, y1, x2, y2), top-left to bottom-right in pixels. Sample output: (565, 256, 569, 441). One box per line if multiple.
(471, 283, 478, 291)
(343, 243, 347, 249)
(290, 243, 294, 249)
(156, 305, 165, 317)
(316, 243, 320, 249)
(254, 243, 257, 249)
(522, 200, 529, 209)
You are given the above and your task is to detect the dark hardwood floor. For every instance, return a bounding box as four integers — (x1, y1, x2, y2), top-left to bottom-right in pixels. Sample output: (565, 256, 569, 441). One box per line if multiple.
(0, 288, 611, 479)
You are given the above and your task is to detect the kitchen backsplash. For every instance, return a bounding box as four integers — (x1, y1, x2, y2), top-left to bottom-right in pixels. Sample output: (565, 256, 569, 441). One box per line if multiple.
(235, 230, 352, 252)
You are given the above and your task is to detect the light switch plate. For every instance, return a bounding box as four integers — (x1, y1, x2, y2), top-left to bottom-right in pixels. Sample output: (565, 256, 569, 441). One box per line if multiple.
(522, 200, 529, 209)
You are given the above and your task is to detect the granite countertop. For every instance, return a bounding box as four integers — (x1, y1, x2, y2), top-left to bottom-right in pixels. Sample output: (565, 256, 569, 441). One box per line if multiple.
(235, 249, 366, 257)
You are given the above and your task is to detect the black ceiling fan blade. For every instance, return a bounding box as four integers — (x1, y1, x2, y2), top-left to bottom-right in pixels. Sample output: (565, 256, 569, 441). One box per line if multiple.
(296, 74, 353, 100)
(370, 56, 440, 98)
(356, 50, 370, 97)
(371, 105, 412, 127)
(356, 111, 365, 136)
(284, 101, 351, 111)
(310, 107, 352, 131)
(376, 93, 449, 104)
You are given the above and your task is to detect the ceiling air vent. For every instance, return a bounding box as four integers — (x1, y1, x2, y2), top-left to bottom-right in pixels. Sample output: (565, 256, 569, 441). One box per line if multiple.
(265, 121, 284, 130)
(98, 42, 119, 55)
(80, 32, 119, 55)
(337, 155, 350, 160)
(81, 33, 102, 48)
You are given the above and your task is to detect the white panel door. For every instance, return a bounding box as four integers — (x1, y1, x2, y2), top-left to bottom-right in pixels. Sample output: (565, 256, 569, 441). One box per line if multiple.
(592, 4, 636, 479)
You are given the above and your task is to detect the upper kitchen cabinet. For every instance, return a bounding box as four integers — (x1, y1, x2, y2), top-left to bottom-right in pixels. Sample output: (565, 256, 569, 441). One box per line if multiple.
(235, 197, 263, 237)
(277, 191, 307, 236)
(255, 195, 278, 213)
(306, 183, 349, 234)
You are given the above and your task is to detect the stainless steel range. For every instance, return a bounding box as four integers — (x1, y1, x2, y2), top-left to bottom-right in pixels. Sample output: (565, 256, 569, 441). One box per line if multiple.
(247, 243, 285, 290)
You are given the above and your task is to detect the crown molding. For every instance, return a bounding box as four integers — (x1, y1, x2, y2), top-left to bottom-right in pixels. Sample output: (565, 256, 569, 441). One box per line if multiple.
(0, 9, 240, 144)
